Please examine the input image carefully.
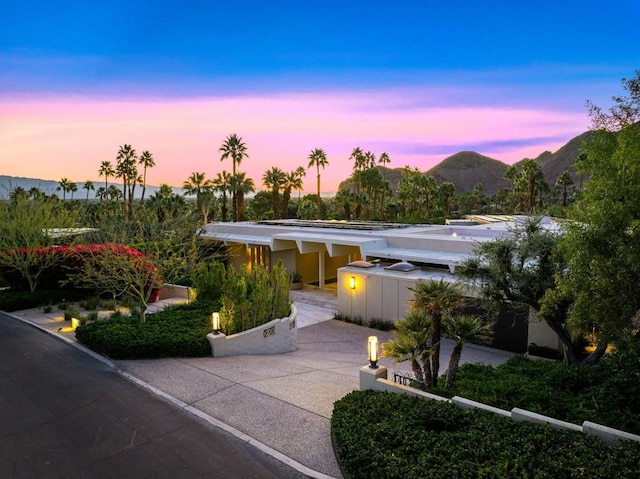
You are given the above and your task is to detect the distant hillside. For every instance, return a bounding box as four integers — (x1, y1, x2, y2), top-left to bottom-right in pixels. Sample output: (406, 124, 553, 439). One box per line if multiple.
(339, 131, 591, 197)
(530, 131, 593, 188)
(427, 151, 510, 195)
(0, 175, 179, 200)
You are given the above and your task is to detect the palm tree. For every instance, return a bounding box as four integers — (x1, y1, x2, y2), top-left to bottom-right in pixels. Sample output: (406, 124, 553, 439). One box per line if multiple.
(383, 310, 434, 389)
(443, 315, 493, 388)
(334, 187, 354, 220)
(295, 166, 307, 201)
(307, 148, 328, 219)
(556, 170, 574, 207)
(116, 144, 138, 219)
(262, 167, 286, 219)
(520, 159, 543, 212)
(439, 182, 456, 217)
(83, 180, 95, 204)
(282, 169, 305, 219)
(233, 172, 255, 221)
(68, 181, 78, 200)
(213, 171, 232, 222)
(138, 150, 155, 204)
(409, 279, 464, 388)
(183, 172, 214, 223)
(57, 178, 72, 201)
(219, 134, 249, 221)
(9, 186, 28, 204)
(98, 161, 115, 201)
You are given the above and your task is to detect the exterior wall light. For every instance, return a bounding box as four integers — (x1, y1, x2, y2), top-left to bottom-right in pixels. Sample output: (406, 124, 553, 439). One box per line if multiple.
(350, 276, 356, 290)
(212, 312, 220, 335)
(367, 335, 379, 369)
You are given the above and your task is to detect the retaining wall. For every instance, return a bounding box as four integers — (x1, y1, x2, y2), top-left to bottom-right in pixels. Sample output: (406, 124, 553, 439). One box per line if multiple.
(207, 305, 297, 357)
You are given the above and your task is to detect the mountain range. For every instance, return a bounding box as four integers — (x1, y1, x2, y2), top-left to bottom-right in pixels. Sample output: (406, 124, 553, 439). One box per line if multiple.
(378, 130, 591, 196)
(1, 131, 591, 200)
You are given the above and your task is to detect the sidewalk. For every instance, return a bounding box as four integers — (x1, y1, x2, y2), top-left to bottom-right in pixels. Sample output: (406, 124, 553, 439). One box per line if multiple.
(8, 287, 516, 478)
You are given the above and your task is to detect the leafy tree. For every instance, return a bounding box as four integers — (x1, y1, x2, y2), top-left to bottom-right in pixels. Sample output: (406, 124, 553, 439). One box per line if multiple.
(560, 71, 640, 355)
(0, 197, 78, 292)
(458, 218, 581, 365)
(65, 244, 162, 323)
(307, 148, 328, 219)
(219, 134, 249, 221)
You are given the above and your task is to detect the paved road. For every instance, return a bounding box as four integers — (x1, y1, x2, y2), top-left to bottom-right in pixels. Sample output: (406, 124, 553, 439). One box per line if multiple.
(0, 314, 305, 479)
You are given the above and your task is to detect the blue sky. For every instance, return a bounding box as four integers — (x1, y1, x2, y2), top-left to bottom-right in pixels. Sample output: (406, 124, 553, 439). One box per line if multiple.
(1, 1, 639, 189)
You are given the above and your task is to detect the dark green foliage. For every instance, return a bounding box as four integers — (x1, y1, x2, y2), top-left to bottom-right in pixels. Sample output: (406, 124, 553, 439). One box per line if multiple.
(432, 346, 640, 434)
(192, 261, 226, 301)
(75, 299, 217, 359)
(332, 390, 640, 479)
(0, 288, 91, 312)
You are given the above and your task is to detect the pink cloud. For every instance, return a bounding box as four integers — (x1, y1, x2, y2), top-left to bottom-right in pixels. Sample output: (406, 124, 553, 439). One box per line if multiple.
(0, 89, 588, 193)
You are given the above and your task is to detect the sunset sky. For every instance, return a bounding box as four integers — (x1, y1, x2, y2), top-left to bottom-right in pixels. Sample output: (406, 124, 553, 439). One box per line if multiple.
(1, 1, 639, 192)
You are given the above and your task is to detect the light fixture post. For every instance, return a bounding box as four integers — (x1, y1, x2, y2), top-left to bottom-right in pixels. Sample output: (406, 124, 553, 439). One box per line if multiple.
(212, 312, 220, 335)
(367, 335, 379, 369)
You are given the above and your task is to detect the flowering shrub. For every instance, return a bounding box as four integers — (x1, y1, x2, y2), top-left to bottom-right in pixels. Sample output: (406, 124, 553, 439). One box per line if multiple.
(0, 244, 162, 301)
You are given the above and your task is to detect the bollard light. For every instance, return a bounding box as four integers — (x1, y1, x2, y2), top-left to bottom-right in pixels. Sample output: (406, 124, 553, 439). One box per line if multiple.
(349, 276, 356, 290)
(367, 335, 379, 369)
(71, 318, 80, 330)
(212, 312, 220, 335)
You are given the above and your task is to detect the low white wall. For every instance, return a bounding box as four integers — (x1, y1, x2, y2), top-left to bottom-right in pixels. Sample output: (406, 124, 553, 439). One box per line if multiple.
(158, 284, 192, 300)
(207, 305, 297, 357)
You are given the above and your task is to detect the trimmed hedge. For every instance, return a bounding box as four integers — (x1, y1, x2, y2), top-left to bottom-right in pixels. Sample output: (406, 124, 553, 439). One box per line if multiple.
(75, 299, 217, 359)
(432, 347, 640, 434)
(332, 390, 640, 479)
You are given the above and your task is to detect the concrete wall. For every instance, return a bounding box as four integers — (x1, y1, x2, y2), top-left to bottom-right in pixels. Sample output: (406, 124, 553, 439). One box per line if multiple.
(337, 268, 415, 323)
(527, 308, 562, 350)
(207, 305, 297, 357)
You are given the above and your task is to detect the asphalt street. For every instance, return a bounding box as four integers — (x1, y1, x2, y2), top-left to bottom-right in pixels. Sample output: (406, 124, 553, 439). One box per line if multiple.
(0, 313, 305, 479)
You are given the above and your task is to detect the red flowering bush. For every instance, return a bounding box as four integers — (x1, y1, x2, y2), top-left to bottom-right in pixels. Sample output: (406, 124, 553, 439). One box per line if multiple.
(0, 244, 162, 301)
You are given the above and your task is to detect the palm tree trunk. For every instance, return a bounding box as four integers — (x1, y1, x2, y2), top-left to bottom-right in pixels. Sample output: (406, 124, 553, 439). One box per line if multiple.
(431, 314, 442, 387)
(445, 343, 463, 388)
(411, 359, 424, 386)
(421, 355, 433, 389)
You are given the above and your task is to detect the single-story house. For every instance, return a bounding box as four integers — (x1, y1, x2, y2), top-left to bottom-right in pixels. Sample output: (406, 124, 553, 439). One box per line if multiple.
(201, 217, 561, 353)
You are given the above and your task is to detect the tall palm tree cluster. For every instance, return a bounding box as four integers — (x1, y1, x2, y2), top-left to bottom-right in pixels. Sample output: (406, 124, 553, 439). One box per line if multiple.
(42, 134, 579, 227)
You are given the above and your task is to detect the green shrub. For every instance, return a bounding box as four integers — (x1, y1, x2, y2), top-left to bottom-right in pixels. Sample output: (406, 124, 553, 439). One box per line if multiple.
(331, 390, 640, 479)
(81, 296, 101, 311)
(193, 261, 225, 301)
(0, 289, 91, 312)
(432, 347, 640, 434)
(219, 260, 290, 335)
(75, 299, 217, 359)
